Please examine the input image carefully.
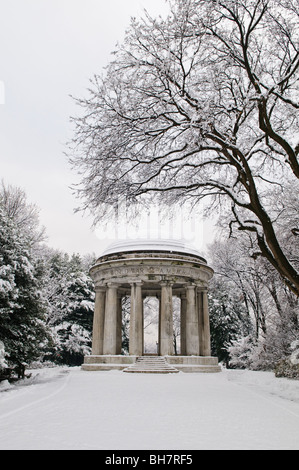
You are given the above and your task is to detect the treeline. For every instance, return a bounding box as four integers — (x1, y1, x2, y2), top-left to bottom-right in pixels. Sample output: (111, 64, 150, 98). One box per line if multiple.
(207, 231, 299, 377)
(1, 181, 298, 381)
(0, 182, 95, 380)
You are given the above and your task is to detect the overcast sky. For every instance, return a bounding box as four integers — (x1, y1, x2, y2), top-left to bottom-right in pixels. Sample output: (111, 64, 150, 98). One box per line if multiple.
(0, 0, 214, 257)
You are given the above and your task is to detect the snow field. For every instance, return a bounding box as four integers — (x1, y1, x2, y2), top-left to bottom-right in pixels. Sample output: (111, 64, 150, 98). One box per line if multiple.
(0, 366, 299, 450)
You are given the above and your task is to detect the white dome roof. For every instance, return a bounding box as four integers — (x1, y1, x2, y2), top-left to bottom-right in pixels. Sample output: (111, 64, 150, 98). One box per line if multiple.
(100, 238, 204, 259)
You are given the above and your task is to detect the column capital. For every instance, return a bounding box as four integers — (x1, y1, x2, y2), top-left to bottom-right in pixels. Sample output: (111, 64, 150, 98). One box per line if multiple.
(106, 282, 119, 289)
(160, 281, 174, 287)
(197, 287, 208, 293)
(95, 286, 107, 293)
(185, 284, 196, 290)
(130, 280, 143, 287)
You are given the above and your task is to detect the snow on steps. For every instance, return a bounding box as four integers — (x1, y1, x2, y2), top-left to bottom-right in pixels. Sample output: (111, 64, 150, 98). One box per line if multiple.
(123, 356, 179, 374)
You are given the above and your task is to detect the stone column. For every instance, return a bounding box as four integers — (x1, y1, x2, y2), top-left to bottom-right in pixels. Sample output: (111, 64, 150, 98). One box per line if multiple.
(201, 289, 211, 356)
(198, 289, 204, 355)
(159, 282, 174, 356)
(186, 285, 200, 355)
(180, 294, 187, 356)
(116, 294, 123, 355)
(103, 283, 119, 355)
(157, 294, 161, 356)
(91, 287, 106, 355)
(129, 282, 143, 356)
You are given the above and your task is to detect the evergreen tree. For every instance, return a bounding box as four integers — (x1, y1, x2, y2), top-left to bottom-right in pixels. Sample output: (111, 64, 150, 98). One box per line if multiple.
(42, 251, 95, 366)
(0, 206, 51, 377)
(209, 278, 253, 367)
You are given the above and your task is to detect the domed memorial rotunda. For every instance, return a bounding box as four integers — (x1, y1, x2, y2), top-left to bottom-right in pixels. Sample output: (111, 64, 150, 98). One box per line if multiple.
(82, 239, 221, 373)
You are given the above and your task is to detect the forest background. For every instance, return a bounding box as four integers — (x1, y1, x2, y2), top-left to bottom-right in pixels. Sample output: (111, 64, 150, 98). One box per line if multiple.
(0, 178, 298, 380)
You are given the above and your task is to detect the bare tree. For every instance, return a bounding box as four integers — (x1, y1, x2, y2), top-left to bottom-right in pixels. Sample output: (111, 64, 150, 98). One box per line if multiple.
(209, 232, 298, 339)
(0, 180, 46, 248)
(68, 0, 299, 295)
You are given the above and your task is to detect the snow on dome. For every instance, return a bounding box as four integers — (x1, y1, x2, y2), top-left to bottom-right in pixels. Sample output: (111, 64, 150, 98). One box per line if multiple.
(100, 238, 204, 260)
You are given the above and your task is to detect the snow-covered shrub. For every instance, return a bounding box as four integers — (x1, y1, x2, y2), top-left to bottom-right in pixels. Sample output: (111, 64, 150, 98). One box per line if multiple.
(275, 360, 299, 379)
(248, 340, 276, 371)
(290, 340, 299, 365)
(228, 333, 295, 372)
(227, 336, 255, 369)
(275, 341, 299, 379)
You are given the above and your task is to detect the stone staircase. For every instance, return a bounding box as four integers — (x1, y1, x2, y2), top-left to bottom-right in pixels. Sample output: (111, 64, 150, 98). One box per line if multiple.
(123, 356, 179, 374)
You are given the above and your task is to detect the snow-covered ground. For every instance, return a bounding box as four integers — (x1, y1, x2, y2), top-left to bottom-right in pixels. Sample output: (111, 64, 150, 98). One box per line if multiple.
(0, 366, 299, 450)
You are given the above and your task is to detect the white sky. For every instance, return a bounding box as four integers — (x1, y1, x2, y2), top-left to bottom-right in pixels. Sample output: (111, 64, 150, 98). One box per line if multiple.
(0, 0, 215, 257)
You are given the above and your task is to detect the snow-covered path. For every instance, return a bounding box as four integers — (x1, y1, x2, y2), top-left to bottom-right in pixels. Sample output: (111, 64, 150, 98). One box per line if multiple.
(0, 366, 299, 450)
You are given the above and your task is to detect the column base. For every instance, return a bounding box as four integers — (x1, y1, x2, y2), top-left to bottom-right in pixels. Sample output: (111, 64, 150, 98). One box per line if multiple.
(82, 355, 221, 373)
(165, 355, 221, 373)
(82, 355, 137, 371)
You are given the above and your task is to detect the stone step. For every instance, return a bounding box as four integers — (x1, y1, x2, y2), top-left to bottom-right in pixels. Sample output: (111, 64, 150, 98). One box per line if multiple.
(123, 356, 179, 374)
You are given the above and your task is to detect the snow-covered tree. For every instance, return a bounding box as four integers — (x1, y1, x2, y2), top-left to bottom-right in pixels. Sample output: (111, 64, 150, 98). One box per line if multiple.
(208, 233, 299, 369)
(41, 251, 95, 365)
(0, 341, 7, 372)
(68, 0, 299, 296)
(209, 278, 253, 366)
(0, 205, 51, 377)
(0, 182, 97, 372)
(0, 180, 46, 249)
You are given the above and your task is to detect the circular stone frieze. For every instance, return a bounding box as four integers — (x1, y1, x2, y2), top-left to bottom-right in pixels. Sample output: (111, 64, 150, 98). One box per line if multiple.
(90, 239, 213, 295)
